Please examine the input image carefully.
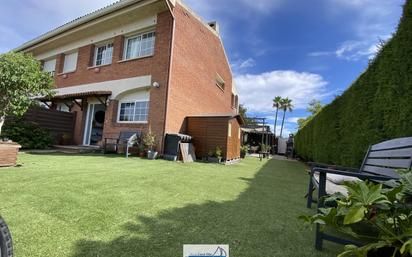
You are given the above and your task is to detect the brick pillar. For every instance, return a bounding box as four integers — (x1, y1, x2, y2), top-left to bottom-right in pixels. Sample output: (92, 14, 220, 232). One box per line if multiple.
(113, 35, 125, 62)
(55, 53, 65, 74)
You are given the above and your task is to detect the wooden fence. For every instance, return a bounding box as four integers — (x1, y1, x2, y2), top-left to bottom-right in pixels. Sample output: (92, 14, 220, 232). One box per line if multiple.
(23, 107, 76, 144)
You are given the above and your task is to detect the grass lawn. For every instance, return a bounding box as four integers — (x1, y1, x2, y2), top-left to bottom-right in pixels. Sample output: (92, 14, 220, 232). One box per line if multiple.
(0, 153, 342, 257)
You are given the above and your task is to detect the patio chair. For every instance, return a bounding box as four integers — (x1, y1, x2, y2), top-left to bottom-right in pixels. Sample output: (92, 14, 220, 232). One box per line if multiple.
(306, 137, 412, 250)
(103, 131, 142, 158)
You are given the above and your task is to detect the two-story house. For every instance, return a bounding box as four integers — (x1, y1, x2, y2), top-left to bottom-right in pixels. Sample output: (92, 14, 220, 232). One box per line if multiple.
(15, 0, 241, 160)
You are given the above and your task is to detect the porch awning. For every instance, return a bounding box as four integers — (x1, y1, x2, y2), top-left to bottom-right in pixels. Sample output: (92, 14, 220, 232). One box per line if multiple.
(38, 90, 112, 101)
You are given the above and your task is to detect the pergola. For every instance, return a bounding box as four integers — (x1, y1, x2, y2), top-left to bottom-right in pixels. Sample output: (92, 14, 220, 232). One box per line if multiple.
(243, 117, 273, 161)
(38, 91, 112, 111)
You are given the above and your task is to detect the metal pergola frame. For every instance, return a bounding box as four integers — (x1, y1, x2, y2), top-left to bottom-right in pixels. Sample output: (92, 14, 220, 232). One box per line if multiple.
(245, 117, 271, 161)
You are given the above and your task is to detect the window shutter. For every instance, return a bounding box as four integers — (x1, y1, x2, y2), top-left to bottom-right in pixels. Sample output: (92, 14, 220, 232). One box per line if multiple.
(63, 52, 78, 73)
(43, 59, 56, 74)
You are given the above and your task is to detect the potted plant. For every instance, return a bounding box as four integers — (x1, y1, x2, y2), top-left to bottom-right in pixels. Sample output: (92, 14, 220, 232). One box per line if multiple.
(0, 52, 53, 167)
(59, 132, 72, 145)
(143, 129, 157, 160)
(260, 144, 271, 158)
(138, 143, 146, 158)
(240, 145, 249, 158)
(208, 146, 222, 163)
(300, 170, 412, 257)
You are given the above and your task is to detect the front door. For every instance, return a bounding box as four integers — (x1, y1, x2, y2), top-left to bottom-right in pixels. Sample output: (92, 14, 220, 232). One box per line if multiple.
(83, 104, 106, 146)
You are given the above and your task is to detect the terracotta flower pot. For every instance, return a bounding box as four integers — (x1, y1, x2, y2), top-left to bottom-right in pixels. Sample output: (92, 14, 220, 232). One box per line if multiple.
(0, 141, 21, 167)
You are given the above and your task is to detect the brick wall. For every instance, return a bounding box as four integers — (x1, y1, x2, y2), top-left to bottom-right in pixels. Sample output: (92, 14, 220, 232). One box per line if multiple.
(52, 11, 174, 150)
(165, 4, 236, 134)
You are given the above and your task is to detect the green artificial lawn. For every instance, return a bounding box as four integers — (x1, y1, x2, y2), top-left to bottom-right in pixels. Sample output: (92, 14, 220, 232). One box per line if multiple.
(0, 153, 342, 257)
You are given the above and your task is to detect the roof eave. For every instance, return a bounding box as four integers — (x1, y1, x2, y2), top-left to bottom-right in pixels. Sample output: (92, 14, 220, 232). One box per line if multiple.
(14, 0, 157, 52)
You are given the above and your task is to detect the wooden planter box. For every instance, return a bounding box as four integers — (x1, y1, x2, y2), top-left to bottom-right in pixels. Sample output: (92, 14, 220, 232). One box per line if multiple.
(0, 142, 21, 167)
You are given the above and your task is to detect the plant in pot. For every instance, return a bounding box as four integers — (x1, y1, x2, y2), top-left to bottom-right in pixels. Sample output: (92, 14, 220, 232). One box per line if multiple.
(0, 52, 53, 167)
(59, 132, 72, 145)
(208, 146, 222, 163)
(240, 145, 249, 158)
(137, 143, 146, 158)
(143, 129, 157, 160)
(300, 170, 412, 257)
(260, 144, 271, 158)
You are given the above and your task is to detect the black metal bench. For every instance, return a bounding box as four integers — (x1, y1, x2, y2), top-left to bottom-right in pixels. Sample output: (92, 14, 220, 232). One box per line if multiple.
(103, 131, 142, 158)
(306, 137, 412, 250)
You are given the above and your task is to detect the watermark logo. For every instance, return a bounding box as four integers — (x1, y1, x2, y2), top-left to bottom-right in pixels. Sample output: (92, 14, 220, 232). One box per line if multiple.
(183, 245, 229, 257)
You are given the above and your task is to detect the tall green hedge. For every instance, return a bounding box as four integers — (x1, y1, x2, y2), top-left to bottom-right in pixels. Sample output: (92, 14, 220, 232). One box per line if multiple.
(295, 0, 412, 167)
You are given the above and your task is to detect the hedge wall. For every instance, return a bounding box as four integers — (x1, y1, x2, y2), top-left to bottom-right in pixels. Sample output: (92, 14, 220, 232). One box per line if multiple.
(295, 0, 412, 167)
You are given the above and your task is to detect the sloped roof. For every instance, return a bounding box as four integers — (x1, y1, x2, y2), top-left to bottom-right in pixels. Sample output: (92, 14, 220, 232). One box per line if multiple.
(15, 0, 150, 52)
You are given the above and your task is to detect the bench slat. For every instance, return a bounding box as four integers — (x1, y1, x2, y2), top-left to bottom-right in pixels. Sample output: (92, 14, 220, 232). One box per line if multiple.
(362, 165, 400, 178)
(369, 148, 412, 158)
(371, 137, 412, 151)
(365, 158, 411, 169)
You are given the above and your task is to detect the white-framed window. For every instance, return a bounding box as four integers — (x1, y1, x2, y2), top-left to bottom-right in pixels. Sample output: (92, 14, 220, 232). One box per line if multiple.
(94, 43, 113, 66)
(63, 52, 78, 73)
(118, 101, 149, 123)
(123, 31, 156, 60)
(43, 58, 56, 76)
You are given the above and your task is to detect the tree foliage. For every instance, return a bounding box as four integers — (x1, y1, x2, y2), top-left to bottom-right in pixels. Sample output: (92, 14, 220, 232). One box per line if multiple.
(0, 52, 53, 135)
(239, 104, 257, 125)
(297, 99, 324, 130)
(279, 97, 293, 138)
(295, 0, 412, 167)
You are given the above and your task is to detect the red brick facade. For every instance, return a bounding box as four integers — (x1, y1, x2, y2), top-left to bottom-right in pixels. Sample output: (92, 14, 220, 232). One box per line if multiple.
(31, 1, 237, 153)
(53, 10, 174, 148)
(166, 4, 236, 134)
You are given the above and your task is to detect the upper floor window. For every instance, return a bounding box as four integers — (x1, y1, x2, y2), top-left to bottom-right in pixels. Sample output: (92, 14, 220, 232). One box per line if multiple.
(63, 52, 78, 73)
(216, 74, 225, 90)
(118, 101, 149, 123)
(94, 43, 113, 66)
(124, 31, 156, 60)
(43, 58, 56, 76)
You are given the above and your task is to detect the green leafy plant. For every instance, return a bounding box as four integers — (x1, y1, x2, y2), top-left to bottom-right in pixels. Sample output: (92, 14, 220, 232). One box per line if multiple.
(142, 129, 156, 151)
(3, 119, 53, 149)
(260, 144, 271, 153)
(0, 52, 53, 136)
(240, 145, 249, 158)
(300, 170, 412, 257)
(208, 146, 222, 158)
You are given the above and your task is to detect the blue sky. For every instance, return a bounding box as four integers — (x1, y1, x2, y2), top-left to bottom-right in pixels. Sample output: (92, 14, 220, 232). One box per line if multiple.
(0, 0, 405, 136)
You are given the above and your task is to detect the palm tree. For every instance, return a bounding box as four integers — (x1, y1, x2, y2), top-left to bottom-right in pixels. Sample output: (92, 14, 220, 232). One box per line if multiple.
(279, 97, 293, 138)
(272, 96, 283, 137)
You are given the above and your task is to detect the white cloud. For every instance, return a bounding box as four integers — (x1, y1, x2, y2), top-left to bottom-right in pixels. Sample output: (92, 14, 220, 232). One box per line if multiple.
(309, 36, 389, 61)
(335, 40, 375, 60)
(231, 58, 256, 72)
(235, 70, 329, 112)
(273, 125, 293, 138)
(307, 51, 333, 57)
(286, 117, 303, 124)
(309, 0, 403, 62)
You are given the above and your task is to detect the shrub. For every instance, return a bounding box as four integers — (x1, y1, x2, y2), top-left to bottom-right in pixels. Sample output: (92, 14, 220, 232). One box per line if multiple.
(208, 146, 222, 158)
(2, 119, 53, 149)
(295, 0, 412, 167)
(142, 129, 156, 151)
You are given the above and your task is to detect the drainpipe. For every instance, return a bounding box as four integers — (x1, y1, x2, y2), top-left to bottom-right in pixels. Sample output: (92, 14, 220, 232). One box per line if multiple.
(161, 0, 176, 154)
